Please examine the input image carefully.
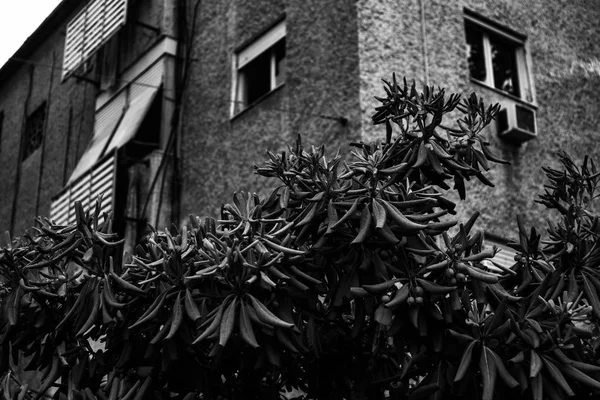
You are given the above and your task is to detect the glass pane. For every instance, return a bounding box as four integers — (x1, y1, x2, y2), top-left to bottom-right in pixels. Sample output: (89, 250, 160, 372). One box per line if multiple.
(240, 51, 272, 106)
(490, 36, 520, 96)
(274, 39, 286, 87)
(465, 25, 486, 82)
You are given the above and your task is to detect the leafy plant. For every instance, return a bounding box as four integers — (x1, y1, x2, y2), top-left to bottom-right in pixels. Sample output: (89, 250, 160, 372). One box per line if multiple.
(1, 77, 599, 400)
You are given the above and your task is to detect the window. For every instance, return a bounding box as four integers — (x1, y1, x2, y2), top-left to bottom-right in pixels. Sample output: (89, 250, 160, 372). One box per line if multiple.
(464, 11, 533, 102)
(233, 20, 286, 115)
(22, 103, 46, 161)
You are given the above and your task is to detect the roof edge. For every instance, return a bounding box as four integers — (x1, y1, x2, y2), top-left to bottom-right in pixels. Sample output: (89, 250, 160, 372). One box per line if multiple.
(0, 0, 84, 86)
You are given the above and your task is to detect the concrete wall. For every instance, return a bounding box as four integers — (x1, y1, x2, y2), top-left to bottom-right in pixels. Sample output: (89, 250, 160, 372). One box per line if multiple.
(357, 0, 600, 238)
(179, 0, 362, 220)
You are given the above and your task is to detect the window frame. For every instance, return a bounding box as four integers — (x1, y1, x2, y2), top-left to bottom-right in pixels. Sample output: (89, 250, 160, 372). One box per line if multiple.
(21, 102, 47, 162)
(464, 11, 535, 104)
(231, 19, 286, 117)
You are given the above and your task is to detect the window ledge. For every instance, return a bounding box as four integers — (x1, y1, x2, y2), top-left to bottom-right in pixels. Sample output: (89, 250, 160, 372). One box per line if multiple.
(230, 83, 285, 121)
(470, 78, 538, 110)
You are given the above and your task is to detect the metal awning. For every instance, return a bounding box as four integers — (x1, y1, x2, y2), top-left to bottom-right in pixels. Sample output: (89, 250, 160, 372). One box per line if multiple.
(105, 84, 159, 152)
(52, 61, 163, 224)
(68, 61, 163, 184)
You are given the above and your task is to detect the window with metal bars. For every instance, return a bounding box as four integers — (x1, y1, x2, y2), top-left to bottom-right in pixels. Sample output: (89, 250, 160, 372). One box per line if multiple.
(21, 103, 46, 162)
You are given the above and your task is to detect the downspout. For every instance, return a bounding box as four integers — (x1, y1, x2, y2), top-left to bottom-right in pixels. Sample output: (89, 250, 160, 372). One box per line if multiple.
(419, 0, 430, 86)
(63, 106, 73, 187)
(160, 0, 180, 226)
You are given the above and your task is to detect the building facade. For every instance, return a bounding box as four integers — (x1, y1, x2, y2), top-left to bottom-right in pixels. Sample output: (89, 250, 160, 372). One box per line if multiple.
(0, 0, 599, 257)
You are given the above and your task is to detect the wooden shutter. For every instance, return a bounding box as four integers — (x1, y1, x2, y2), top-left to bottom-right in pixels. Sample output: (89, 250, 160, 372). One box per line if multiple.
(62, 0, 128, 79)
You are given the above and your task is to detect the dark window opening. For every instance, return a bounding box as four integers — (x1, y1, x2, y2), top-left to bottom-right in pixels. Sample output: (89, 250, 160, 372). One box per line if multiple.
(22, 102, 46, 161)
(465, 25, 486, 82)
(236, 37, 286, 114)
(490, 36, 519, 96)
(240, 50, 272, 106)
(465, 20, 523, 98)
(124, 89, 162, 162)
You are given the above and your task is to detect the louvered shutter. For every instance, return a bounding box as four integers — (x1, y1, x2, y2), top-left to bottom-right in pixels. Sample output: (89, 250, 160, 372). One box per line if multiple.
(63, 0, 128, 79)
(486, 237, 518, 271)
(50, 152, 116, 226)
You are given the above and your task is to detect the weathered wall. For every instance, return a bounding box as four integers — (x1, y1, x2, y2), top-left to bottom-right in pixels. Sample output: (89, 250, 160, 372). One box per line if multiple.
(0, 0, 171, 235)
(358, 0, 600, 239)
(179, 0, 362, 220)
(0, 2, 97, 235)
(3, 0, 599, 243)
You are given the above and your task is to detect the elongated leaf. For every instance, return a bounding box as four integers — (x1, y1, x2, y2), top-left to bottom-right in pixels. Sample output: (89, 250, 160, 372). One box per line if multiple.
(531, 372, 543, 400)
(480, 345, 497, 400)
(487, 347, 519, 389)
(540, 356, 574, 396)
(559, 363, 600, 390)
(582, 273, 600, 319)
(454, 340, 477, 382)
(530, 350, 543, 378)
(484, 300, 506, 336)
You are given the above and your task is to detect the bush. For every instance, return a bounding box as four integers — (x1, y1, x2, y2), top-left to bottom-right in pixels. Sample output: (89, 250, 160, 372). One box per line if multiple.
(1, 76, 600, 400)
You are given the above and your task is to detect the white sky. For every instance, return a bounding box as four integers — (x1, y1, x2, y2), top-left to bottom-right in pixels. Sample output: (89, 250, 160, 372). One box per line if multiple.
(0, 0, 63, 68)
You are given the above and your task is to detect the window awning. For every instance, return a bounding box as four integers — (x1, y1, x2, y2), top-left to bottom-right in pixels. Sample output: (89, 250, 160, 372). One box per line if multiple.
(68, 61, 163, 184)
(51, 61, 164, 224)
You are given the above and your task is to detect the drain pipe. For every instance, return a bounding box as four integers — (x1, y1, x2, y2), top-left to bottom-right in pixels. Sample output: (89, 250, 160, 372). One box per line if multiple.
(419, 0, 430, 86)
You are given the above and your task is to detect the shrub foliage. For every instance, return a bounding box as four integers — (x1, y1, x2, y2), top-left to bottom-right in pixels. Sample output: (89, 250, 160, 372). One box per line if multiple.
(1, 76, 600, 400)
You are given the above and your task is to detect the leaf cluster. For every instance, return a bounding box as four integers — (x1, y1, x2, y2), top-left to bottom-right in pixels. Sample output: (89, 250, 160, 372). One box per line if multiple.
(0, 78, 599, 400)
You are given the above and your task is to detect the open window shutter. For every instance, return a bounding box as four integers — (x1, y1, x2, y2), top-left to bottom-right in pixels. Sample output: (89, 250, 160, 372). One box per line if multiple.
(237, 20, 286, 69)
(63, 0, 128, 79)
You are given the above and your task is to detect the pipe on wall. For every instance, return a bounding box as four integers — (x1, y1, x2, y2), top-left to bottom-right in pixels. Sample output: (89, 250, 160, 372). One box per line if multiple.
(419, 0, 430, 86)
